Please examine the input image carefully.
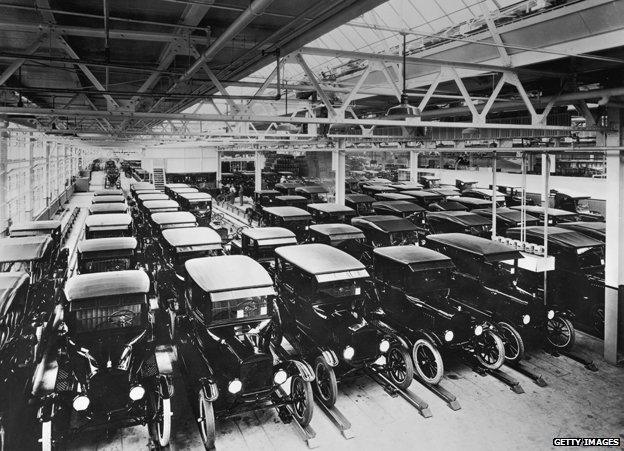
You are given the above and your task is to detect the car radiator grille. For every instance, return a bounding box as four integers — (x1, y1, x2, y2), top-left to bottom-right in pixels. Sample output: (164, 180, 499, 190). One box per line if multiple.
(240, 355, 273, 393)
(89, 371, 130, 412)
(141, 354, 159, 378)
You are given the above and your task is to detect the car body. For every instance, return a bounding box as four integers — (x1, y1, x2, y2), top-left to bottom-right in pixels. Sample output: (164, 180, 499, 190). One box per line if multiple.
(509, 206, 578, 225)
(425, 211, 493, 238)
(178, 192, 212, 225)
(271, 244, 413, 405)
(129, 182, 155, 196)
(260, 207, 311, 240)
(367, 246, 505, 384)
(506, 226, 605, 336)
(306, 203, 356, 224)
(350, 215, 421, 265)
(31, 270, 174, 448)
(85, 213, 133, 239)
(307, 223, 366, 259)
(558, 221, 605, 242)
(402, 190, 445, 210)
(230, 227, 297, 267)
(427, 187, 461, 197)
(460, 188, 506, 207)
(177, 256, 315, 447)
(91, 194, 126, 204)
(168, 187, 199, 202)
(424, 233, 539, 362)
(295, 185, 329, 203)
(345, 194, 375, 215)
(89, 203, 128, 215)
(132, 189, 161, 201)
(77, 237, 139, 274)
(472, 207, 540, 236)
(246, 189, 282, 224)
(371, 201, 427, 226)
(274, 195, 309, 209)
(454, 179, 478, 191)
(552, 190, 604, 221)
(136, 193, 170, 207)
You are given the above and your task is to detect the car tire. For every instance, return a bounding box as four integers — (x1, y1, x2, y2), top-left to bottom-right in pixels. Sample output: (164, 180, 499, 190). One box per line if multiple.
(497, 322, 525, 363)
(386, 345, 414, 390)
(148, 395, 172, 448)
(475, 330, 505, 370)
(592, 307, 604, 336)
(198, 389, 216, 450)
(412, 339, 444, 385)
(290, 375, 314, 427)
(313, 356, 338, 407)
(41, 421, 52, 451)
(546, 316, 576, 350)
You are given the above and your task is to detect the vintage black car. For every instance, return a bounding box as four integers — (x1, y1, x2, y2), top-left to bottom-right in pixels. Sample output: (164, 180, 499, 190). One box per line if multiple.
(77, 237, 139, 274)
(178, 192, 212, 225)
(558, 221, 605, 242)
(455, 179, 478, 192)
(259, 207, 311, 240)
(373, 192, 415, 202)
(351, 215, 421, 265)
(425, 211, 493, 238)
(509, 205, 578, 225)
(137, 193, 170, 207)
(295, 185, 329, 203)
(9, 220, 61, 242)
(388, 182, 423, 192)
(506, 226, 605, 335)
(177, 255, 315, 447)
(361, 184, 397, 197)
(150, 211, 198, 234)
(130, 182, 155, 197)
(372, 201, 427, 225)
(460, 188, 506, 207)
(427, 187, 460, 198)
(472, 207, 540, 236)
(168, 187, 199, 202)
(274, 195, 309, 209)
(91, 194, 126, 205)
(132, 189, 161, 201)
(424, 233, 538, 362)
(447, 196, 493, 211)
(345, 194, 375, 215)
(306, 203, 356, 224)
(164, 183, 190, 197)
(552, 190, 604, 221)
(142, 200, 181, 217)
(271, 244, 413, 406)
(307, 223, 366, 260)
(85, 213, 133, 239)
(490, 185, 534, 207)
(93, 189, 124, 197)
(89, 203, 128, 215)
(230, 227, 297, 267)
(246, 189, 282, 223)
(367, 246, 505, 383)
(32, 270, 174, 448)
(419, 175, 441, 189)
(0, 272, 34, 451)
(274, 181, 303, 196)
(402, 190, 445, 210)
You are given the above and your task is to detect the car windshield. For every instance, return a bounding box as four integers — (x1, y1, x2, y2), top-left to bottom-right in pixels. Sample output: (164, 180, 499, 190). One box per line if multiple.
(189, 201, 210, 210)
(71, 294, 144, 333)
(0, 261, 29, 272)
(176, 249, 221, 265)
(314, 279, 364, 302)
(405, 268, 452, 294)
(389, 230, 419, 245)
(577, 247, 604, 268)
(82, 257, 132, 273)
(211, 296, 268, 324)
(576, 198, 590, 213)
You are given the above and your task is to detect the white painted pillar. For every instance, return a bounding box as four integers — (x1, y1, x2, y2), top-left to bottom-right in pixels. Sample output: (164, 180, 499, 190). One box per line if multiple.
(216, 151, 222, 188)
(26, 132, 34, 219)
(44, 140, 50, 208)
(334, 140, 346, 206)
(491, 150, 497, 239)
(410, 149, 420, 182)
(254, 151, 264, 192)
(603, 107, 623, 363)
(0, 121, 8, 233)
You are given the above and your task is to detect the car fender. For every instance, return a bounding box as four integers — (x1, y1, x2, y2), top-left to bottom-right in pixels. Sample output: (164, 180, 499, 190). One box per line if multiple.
(318, 349, 339, 367)
(199, 377, 219, 401)
(280, 359, 315, 382)
(154, 345, 174, 375)
(414, 329, 443, 349)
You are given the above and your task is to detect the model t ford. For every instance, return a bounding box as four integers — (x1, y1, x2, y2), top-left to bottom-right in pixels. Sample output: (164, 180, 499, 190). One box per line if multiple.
(178, 192, 213, 225)
(176, 255, 315, 448)
(76, 237, 140, 274)
(307, 203, 356, 224)
(367, 246, 505, 384)
(31, 270, 174, 449)
(84, 213, 133, 239)
(229, 227, 297, 267)
(270, 244, 413, 407)
(259, 207, 311, 241)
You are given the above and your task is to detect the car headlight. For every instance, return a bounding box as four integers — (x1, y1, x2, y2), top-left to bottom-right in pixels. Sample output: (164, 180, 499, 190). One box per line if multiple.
(228, 379, 243, 394)
(343, 346, 355, 360)
(474, 325, 483, 336)
(444, 330, 454, 342)
(379, 339, 390, 353)
(129, 385, 145, 401)
(547, 310, 555, 320)
(522, 314, 531, 325)
(273, 369, 288, 385)
(72, 395, 90, 411)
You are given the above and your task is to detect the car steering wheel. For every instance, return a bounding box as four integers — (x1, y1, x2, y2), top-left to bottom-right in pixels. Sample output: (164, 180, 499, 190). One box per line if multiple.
(95, 309, 137, 329)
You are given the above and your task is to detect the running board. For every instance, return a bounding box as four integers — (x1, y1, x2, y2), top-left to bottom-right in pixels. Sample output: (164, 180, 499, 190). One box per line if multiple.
(546, 347, 599, 372)
(505, 362, 548, 387)
(365, 368, 433, 418)
(415, 376, 461, 411)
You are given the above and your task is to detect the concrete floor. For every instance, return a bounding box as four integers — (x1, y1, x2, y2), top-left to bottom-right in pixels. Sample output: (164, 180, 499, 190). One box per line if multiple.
(50, 174, 623, 451)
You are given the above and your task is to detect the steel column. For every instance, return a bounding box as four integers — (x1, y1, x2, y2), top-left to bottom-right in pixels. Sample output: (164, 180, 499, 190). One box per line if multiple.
(26, 133, 34, 219)
(541, 153, 550, 306)
(216, 151, 222, 188)
(410, 150, 419, 183)
(0, 121, 8, 233)
(491, 151, 497, 238)
(334, 141, 346, 206)
(254, 151, 264, 192)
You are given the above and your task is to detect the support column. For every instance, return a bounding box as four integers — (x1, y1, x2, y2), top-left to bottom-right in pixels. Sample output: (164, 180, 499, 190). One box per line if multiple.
(0, 121, 8, 234)
(25, 133, 34, 219)
(410, 149, 420, 183)
(334, 140, 346, 206)
(491, 150, 497, 238)
(603, 107, 623, 363)
(44, 140, 50, 208)
(216, 151, 222, 188)
(254, 151, 264, 192)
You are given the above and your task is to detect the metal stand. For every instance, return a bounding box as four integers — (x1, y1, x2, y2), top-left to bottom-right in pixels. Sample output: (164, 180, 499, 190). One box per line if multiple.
(365, 368, 433, 418)
(469, 361, 525, 394)
(546, 347, 599, 372)
(506, 362, 548, 387)
(415, 376, 461, 410)
(275, 386, 319, 449)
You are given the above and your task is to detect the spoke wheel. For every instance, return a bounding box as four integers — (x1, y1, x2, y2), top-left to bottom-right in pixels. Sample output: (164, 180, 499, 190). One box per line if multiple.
(386, 345, 413, 390)
(497, 322, 525, 363)
(592, 307, 604, 336)
(148, 392, 172, 448)
(314, 356, 338, 407)
(412, 339, 444, 385)
(546, 316, 576, 350)
(198, 389, 216, 450)
(290, 376, 313, 427)
(475, 330, 505, 370)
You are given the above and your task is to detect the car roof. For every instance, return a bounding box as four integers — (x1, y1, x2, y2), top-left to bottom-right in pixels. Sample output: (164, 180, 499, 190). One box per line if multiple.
(255, 189, 280, 195)
(510, 206, 577, 216)
(0, 272, 30, 314)
(463, 188, 505, 198)
(10, 220, 61, 233)
(170, 187, 199, 194)
(553, 190, 590, 199)
(262, 206, 311, 218)
(471, 207, 538, 223)
(507, 226, 604, 249)
(309, 223, 365, 238)
(131, 182, 154, 190)
(363, 185, 397, 192)
(133, 189, 161, 196)
(89, 203, 127, 213)
(164, 183, 189, 188)
(295, 185, 328, 194)
(427, 188, 459, 196)
(275, 182, 302, 189)
(372, 201, 425, 213)
(78, 237, 138, 253)
(162, 227, 222, 247)
(374, 245, 453, 269)
(150, 211, 197, 225)
(137, 193, 169, 201)
(390, 183, 423, 190)
(559, 221, 605, 234)
(85, 213, 132, 227)
(65, 270, 150, 300)
(93, 189, 123, 196)
(351, 215, 419, 233)
(185, 255, 273, 293)
(426, 233, 523, 261)
(0, 236, 53, 263)
(375, 193, 415, 201)
(91, 194, 125, 203)
(275, 243, 366, 275)
(275, 195, 307, 201)
(242, 226, 296, 241)
(179, 192, 212, 201)
(403, 190, 442, 198)
(307, 203, 355, 214)
(345, 194, 375, 203)
(428, 210, 492, 226)
(143, 200, 180, 210)
(449, 196, 492, 205)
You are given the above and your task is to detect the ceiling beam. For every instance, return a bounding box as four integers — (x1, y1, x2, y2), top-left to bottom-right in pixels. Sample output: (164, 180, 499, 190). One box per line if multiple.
(0, 34, 47, 86)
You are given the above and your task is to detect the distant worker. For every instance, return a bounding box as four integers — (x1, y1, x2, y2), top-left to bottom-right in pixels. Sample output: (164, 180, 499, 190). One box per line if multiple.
(280, 174, 287, 184)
